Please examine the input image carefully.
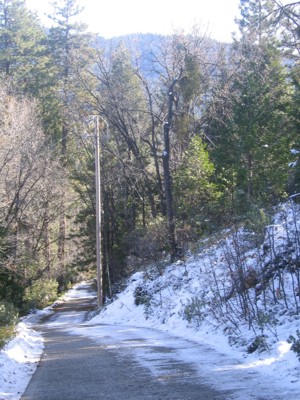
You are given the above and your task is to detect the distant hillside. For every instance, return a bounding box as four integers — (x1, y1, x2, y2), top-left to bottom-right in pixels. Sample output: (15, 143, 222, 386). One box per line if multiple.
(93, 32, 224, 80)
(95, 33, 165, 51)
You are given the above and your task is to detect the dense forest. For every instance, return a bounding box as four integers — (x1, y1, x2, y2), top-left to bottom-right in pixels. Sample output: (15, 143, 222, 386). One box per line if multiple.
(0, 0, 300, 338)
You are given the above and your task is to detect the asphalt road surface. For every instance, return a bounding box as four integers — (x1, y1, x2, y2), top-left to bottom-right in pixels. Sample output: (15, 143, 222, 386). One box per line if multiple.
(21, 286, 233, 400)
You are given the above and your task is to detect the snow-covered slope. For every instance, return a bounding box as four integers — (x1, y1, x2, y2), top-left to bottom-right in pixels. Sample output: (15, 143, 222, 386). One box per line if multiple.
(89, 201, 300, 396)
(2, 201, 300, 399)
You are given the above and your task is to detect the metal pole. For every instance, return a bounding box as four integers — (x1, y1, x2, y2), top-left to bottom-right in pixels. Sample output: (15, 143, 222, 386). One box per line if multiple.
(95, 116, 103, 307)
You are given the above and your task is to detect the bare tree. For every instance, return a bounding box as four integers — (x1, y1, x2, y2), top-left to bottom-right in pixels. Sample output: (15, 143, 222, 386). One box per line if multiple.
(0, 81, 66, 297)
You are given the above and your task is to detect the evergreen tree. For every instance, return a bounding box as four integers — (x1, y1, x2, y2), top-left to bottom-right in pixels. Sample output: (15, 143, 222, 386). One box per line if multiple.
(207, 0, 293, 214)
(0, 0, 46, 93)
(45, 0, 93, 286)
(174, 136, 221, 238)
(237, 0, 276, 42)
(47, 0, 92, 157)
(271, 0, 300, 59)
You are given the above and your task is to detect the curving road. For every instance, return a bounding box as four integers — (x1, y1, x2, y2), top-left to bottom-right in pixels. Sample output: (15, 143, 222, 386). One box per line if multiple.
(21, 285, 232, 400)
(21, 283, 293, 400)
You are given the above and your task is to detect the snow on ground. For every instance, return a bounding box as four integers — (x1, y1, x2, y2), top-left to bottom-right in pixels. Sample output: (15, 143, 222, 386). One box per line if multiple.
(82, 201, 300, 399)
(42, 283, 97, 328)
(2, 202, 300, 399)
(0, 282, 94, 400)
(0, 322, 43, 400)
(61, 283, 96, 301)
(70, 323, 298, 399)
(83, 271, 300, 399)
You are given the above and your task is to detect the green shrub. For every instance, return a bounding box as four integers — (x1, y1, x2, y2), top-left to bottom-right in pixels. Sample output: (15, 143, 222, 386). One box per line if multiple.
(288, 330, 300, 361)
(247, 335, 269, 354)
(0, 301, 18, 348)
(0, 324, 15, 349)
(180, 294, 207, 327)
(0, 301, 19, 326)
(24, 278, 58, 310)
(244, 206, 271, 243)
(134, 285, 151, 307)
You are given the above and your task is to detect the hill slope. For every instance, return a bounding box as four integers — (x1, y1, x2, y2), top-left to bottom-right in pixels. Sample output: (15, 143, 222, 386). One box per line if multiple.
(89, 200, 300, 395)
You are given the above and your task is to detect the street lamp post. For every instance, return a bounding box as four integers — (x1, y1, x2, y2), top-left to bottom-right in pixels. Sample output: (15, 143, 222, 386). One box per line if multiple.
(94, 115, 103, 307)
(94, 115, 109, 307)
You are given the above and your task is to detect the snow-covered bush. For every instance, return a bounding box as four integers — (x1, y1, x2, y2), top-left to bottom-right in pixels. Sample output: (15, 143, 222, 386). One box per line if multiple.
(180, 294, 208, 327)
(134, 284, 152, 307)
(288, 329, 300, 361)
(247, 334, 269, 354)
(288, 330, 300, 361)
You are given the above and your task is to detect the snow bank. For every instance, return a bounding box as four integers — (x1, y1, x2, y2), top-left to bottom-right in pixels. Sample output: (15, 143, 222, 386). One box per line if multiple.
(0, 322, 43, 400)
(0, 282, 94, 400)
(88, 201, 300, 397)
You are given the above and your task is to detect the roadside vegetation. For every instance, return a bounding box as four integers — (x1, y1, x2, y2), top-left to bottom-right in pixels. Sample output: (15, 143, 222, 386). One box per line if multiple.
(1, 0, 300, 349)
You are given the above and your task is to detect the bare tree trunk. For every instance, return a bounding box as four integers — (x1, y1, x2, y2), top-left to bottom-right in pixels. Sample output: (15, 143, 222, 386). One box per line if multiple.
(44, 201, 51, 272)
(162, 78, 181, 262)
(247, 152, 253, 203)
(141, 77, 166, 215)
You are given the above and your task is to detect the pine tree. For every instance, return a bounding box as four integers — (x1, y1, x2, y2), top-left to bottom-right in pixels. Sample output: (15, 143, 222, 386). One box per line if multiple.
(0, 0, 46, 93)
(47, 0, 92, 158)
(45, 0, 93, 285)
(174, 136, 221, 237)
(237, 0, 276, 43)
(207, 0, 293, 214)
